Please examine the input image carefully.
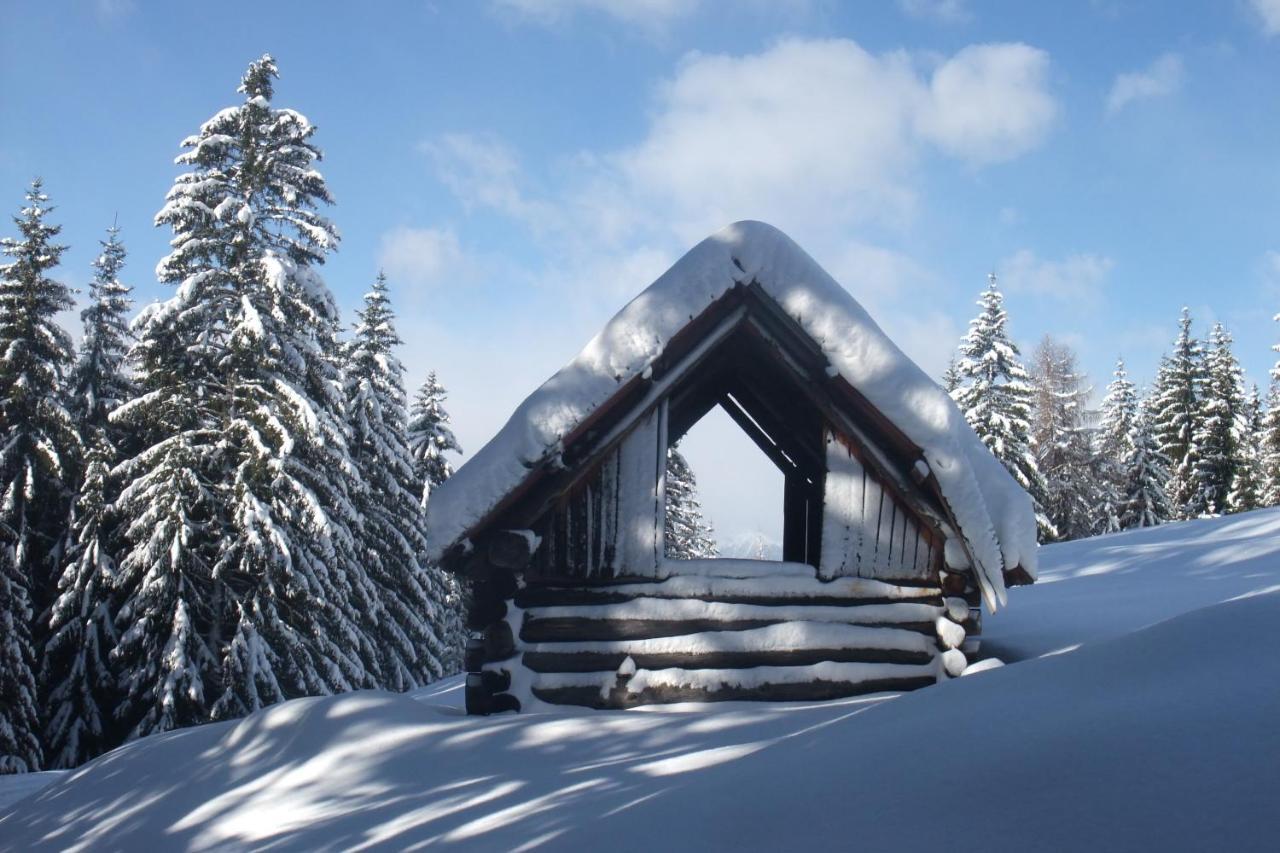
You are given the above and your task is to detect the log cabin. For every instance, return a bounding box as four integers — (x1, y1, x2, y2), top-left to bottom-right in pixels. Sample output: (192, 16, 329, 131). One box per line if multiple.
(426, 221, 1038, 714)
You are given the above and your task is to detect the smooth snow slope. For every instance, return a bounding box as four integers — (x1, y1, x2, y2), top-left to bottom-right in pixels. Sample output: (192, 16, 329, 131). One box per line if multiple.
(3, 509, 1279, 852)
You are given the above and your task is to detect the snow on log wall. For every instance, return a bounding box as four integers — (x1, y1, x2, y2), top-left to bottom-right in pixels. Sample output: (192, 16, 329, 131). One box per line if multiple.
(820, 432, 938, 583)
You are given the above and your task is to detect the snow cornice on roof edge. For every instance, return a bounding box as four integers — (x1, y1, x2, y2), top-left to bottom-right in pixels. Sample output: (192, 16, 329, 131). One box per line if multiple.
(425, 221, 1038, 611)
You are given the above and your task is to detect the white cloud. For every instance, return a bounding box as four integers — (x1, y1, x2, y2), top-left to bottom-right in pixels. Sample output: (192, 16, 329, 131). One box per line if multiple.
(897, 0, 970, 24)
(1248, 0, 1280, 36)
(999, 249, 1115, 303)
(609, 38, 1056, 240)
(377, 226, 466, 292)
(917, 43, 1057, 164)
(421, 133, 549, 225)
(489, 0, 697, 27)
(1106, 53, 1184, 115)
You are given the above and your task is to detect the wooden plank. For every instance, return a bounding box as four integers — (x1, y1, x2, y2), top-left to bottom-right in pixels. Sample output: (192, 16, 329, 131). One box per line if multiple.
(512, 586, 943, 609)
(532, 674, 939, 709)
(520, 617, 938, 643)
(522, 645, 935, 673)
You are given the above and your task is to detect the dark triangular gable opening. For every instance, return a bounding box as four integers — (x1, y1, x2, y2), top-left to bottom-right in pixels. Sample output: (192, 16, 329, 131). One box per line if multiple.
(664, 321, 827, 566)
(510, 281, 951, 585)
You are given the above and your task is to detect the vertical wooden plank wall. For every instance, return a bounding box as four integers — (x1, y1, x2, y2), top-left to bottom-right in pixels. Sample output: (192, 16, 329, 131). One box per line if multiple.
(819, 431, 936, 582)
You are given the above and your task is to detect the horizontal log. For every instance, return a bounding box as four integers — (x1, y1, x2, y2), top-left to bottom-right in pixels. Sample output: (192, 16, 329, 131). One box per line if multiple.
(940, 572, 968, 596)
(533, 675, 938, 709)
(521, 617, 937, 643)
(514, 587, 943, 610)
(483, 620, 516, 661)
(523, 646, 935, 673)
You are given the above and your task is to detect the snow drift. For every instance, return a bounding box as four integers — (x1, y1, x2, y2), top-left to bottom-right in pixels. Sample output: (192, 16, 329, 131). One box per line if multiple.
(4, 509, 1278, 851)
(424, 221, 1038, 610)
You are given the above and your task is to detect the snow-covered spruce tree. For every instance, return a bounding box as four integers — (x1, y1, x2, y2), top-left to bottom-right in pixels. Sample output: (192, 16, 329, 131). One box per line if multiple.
(1029, 337, 1098, 541)
(1261, 379, 1280, 507)
(113, 55, 377, 737)
(1227, 384, 1263, 514)
(1149, 308, 1204, 518)
(408, 371, 463, 505)
(664, 445, 718, 559)
(1188, 322, 1243, 516)
(950, 274, 1054, 540)
(0, 180, 79, 773)
(1120, 399, 1172, 529)
(42, 224, 135, 768)
(940, 356, 961, 394)
(407, 370, 466, 672)
(1095, 357, 1139, 533)
(344, 274, 451, 688)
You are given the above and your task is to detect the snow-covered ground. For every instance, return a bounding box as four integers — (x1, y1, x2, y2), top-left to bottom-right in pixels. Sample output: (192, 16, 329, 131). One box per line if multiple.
(3, 509, 1279, 851)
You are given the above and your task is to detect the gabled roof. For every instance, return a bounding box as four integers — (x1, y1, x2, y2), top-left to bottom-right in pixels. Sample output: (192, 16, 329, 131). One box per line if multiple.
(425, 221, 1038, 610)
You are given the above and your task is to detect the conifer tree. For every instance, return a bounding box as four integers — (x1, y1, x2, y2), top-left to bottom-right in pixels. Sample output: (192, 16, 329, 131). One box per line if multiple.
(664, 446, 718, 559)
(408, 371, 463, 505)
(1227, 384, 1262, 514)
(1029, 337, 1097, 541)
(941, 357, 961, 394)
(1189, 322, 1243, 516)
(113, 55, 375, 737)
(1096, 357, 1139, 533)
(950, 274, 1053, 539)
(1150, 308, 1204, 517)
(1121, 399, 1172, 529)
(42, 224, 135, 768)
(1261, 379, 1280, 507)
(344, 274, 450, 688)
(0, 180, 78, 772)
(407, 371, 466, 672)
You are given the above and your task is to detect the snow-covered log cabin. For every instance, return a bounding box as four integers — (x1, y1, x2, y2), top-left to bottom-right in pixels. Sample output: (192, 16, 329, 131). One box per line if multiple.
(426, 221, 1038, 714)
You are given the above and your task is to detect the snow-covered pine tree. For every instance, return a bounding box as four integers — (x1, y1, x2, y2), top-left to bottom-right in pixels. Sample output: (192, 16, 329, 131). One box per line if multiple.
(344, 273, 450, 689)
(0, 547, 42, 774)
(1227, 384, 1263, 514)
(66, 223, 134, 437)
(1095, 357, 1139, 533)
(1150, 308, 1204, 518)
(1029, 337, 1097, 541)
(0, 180, 79, 773)
(950, 274, 1053, 540)
(1188, 322, 1243, 516)
(408, 371, 463, 505)
(42, 223, 135, 768)
(1120, 399, 1172, 529)
(113, 55, 377, 737)
(664, 446, 718, 559)
(406, 370, 467, 672)
(1261, 379, 1280, 507)
(940, 356, 961, 394)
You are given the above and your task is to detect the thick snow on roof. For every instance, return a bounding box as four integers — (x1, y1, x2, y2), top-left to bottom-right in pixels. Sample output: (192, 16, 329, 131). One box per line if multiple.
(426, 221, 1037, 609)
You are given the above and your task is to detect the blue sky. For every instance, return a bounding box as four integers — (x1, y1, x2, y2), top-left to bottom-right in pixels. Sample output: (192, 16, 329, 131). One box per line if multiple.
(3, 0, 1280, 543)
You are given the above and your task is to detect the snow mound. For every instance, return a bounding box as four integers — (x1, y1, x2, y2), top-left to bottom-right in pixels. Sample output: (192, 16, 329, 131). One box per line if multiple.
(5, 510, 1279, 851)
(426, 221, 1036, 610)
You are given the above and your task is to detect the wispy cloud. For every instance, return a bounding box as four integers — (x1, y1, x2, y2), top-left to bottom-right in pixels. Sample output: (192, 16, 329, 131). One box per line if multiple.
(1248, 0, 1280, 36)
(377, 226, 467, 293)
(1000, 249, 1115, 304)
(93, 0, 136, 21)
(1106, 53, 1184, 115)
(896, 0, 970, 24)
(489, 0, 697, 28)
